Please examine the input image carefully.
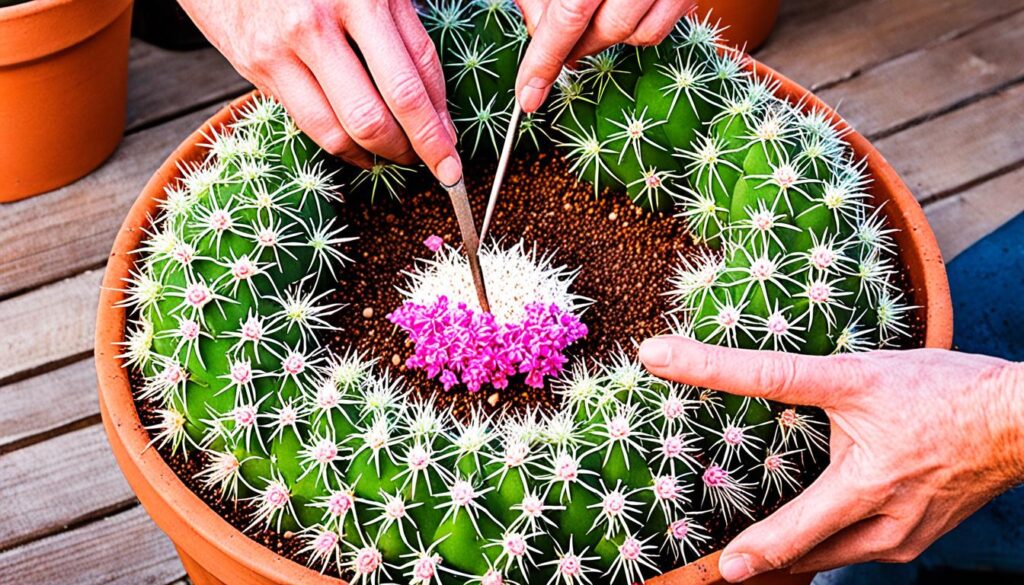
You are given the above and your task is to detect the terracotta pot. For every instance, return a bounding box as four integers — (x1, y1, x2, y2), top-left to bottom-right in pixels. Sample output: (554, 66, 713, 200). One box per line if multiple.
(696, 0, 782, 52)
(96, 53, 953, 584)
(0, 0, 132, 202)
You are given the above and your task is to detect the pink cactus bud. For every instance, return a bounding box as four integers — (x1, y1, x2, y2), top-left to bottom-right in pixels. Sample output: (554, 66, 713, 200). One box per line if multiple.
(619, 537, 642, 560)
(209, 209, 232, 232)
(354, 547, 382, 575)
(234, 405, 257, 427)
(326, 491, 354, 517)
(450, 480, 477, 507)
(265, 483, 289, 509)
(723, 426, 745, 446)
(414, 554, 440, 582)
(662, 397, 686, 420)
(282, 352, 305, 375)
(503, 533, 527, 557)
(240, 316, 262, 342)
(407, 445, 431, 471)
(810, 246, 835, 270)
(558, 554, 582, 577)
(178, 319, 200, 340)
(653, 475, 680, 502)
(312, 530, 338, 553)
(184, 283, 212, 308)
(669, 519, 689, 540)
(702, 465, 729, 488)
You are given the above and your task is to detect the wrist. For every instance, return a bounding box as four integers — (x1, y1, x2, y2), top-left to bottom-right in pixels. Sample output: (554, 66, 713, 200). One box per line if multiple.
(984, 362, 1024, 488)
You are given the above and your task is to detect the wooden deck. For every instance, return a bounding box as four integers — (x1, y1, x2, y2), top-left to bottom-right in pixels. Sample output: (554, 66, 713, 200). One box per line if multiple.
(2, 0, 1023, 582)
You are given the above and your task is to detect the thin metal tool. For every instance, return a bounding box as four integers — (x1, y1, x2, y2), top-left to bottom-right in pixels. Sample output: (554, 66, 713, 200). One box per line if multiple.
(479, 98, 523, 242)
(443, 178, 491, 313)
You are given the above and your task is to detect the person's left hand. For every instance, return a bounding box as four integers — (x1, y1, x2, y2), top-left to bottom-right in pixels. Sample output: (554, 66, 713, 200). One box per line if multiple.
(638, 336, 1024, 582)
(514, 0, 697, 112)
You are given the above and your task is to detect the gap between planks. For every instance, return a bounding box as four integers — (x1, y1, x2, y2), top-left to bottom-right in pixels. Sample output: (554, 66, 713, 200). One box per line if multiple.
(0, 424, 139, 553)
(0, 503, 184, 585)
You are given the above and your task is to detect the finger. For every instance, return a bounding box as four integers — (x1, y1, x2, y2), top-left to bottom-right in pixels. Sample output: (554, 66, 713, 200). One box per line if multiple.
(788, 515, 917, 573)
(515, 0, 545, 34)
(347, 5, 462, 185)
(293, 24, 415, 164)
(638, 335, 866, 408)
(389, 0, 458, 144)
(793, 489, 990, 573)
(516, 0, 603, 113)
(623, 0, 694, 46)
(264, 55, 373, 168)
(718, 466, 876, 582)
(565, 0, 653, 63)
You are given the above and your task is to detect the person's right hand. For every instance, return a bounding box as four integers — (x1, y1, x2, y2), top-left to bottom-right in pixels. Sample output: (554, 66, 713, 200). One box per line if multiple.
(178, 0, 462, 185)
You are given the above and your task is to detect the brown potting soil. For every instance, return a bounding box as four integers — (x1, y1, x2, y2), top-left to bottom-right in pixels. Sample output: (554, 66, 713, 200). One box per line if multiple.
(132, 144, 927, 579)
(327, 150, 695, 419)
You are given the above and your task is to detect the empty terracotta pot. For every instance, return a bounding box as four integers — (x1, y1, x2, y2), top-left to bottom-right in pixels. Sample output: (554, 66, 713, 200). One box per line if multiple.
(0, 0, 132, 202)
(696, 0, 782, 51)
(96, 46, 952, 583)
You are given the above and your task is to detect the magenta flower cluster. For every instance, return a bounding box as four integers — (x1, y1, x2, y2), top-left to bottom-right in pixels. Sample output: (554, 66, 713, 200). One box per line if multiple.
(388, 296, 588, 393)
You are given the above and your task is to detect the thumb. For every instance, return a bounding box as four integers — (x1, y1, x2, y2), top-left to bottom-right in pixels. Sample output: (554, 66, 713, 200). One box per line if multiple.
(638, 335, 862, 408)
(718, 465, 872, 581)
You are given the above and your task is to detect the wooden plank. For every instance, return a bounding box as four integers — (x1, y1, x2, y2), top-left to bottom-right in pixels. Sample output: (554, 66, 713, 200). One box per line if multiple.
(0, 359, 97, 451)
(924, 167, 1024, 261)
(0, 271, 101, 383)
(873, 83, 1024, 204)
(0, 424, 135, 551)
(818, 11, 1024, 138)
(0, 104, 223, 299)
(778, 0, 868, 22)
(125, 40, 249, 133)
(0, 506, 183, 585)
(759, 0, 1024, 90)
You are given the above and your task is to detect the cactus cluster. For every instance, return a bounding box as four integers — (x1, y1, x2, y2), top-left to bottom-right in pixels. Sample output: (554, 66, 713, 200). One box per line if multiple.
(116, 6, 918, 584)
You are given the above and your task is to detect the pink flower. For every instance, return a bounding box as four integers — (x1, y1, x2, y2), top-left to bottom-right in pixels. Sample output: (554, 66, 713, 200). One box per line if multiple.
(423, 235, 445, 252)
(387, 297, 587, 393)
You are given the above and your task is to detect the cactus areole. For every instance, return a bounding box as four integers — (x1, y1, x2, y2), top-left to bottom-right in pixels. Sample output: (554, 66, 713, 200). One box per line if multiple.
(99, 7, 950, 585)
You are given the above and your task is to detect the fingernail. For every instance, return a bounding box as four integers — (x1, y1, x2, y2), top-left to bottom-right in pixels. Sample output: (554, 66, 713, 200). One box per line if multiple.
(519, 78, 549, 112)
(719, 554, 755, 582)
(436, 155, 462, 187)
(638, 338, 672, 368)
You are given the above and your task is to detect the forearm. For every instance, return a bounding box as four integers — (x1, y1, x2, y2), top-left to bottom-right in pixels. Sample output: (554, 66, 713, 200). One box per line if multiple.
(985, 362, 1024, 488)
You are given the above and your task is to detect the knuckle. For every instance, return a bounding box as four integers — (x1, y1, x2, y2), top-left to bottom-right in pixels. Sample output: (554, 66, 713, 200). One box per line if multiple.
(598, 12, 636, 43)
(388, 72, 429, 115)
(630, 25, 668, 46)
(879, 547, 920, 564)
(409, 121, 451, 163)
(556, 0, 598, 28)
(760, 547, 798, 571)
(319, 128, 354, 156)
(346, 100, 392, 144)
(755, 355, 800, 399)
(282, 3, 325, 41)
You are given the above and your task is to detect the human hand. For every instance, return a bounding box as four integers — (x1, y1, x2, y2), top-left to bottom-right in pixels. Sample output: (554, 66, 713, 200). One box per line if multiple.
(178, 0, 462, 184)
(638, 336, 1024, 582)
(514, 0, 696, 112)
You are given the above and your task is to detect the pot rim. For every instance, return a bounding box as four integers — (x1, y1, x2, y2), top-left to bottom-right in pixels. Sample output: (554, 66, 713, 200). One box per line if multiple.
(0, 0, 132, 66)
(96, 58, 952, 585)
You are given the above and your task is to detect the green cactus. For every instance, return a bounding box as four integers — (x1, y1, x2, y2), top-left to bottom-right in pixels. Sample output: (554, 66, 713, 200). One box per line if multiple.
(117, 9, 917, 585)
